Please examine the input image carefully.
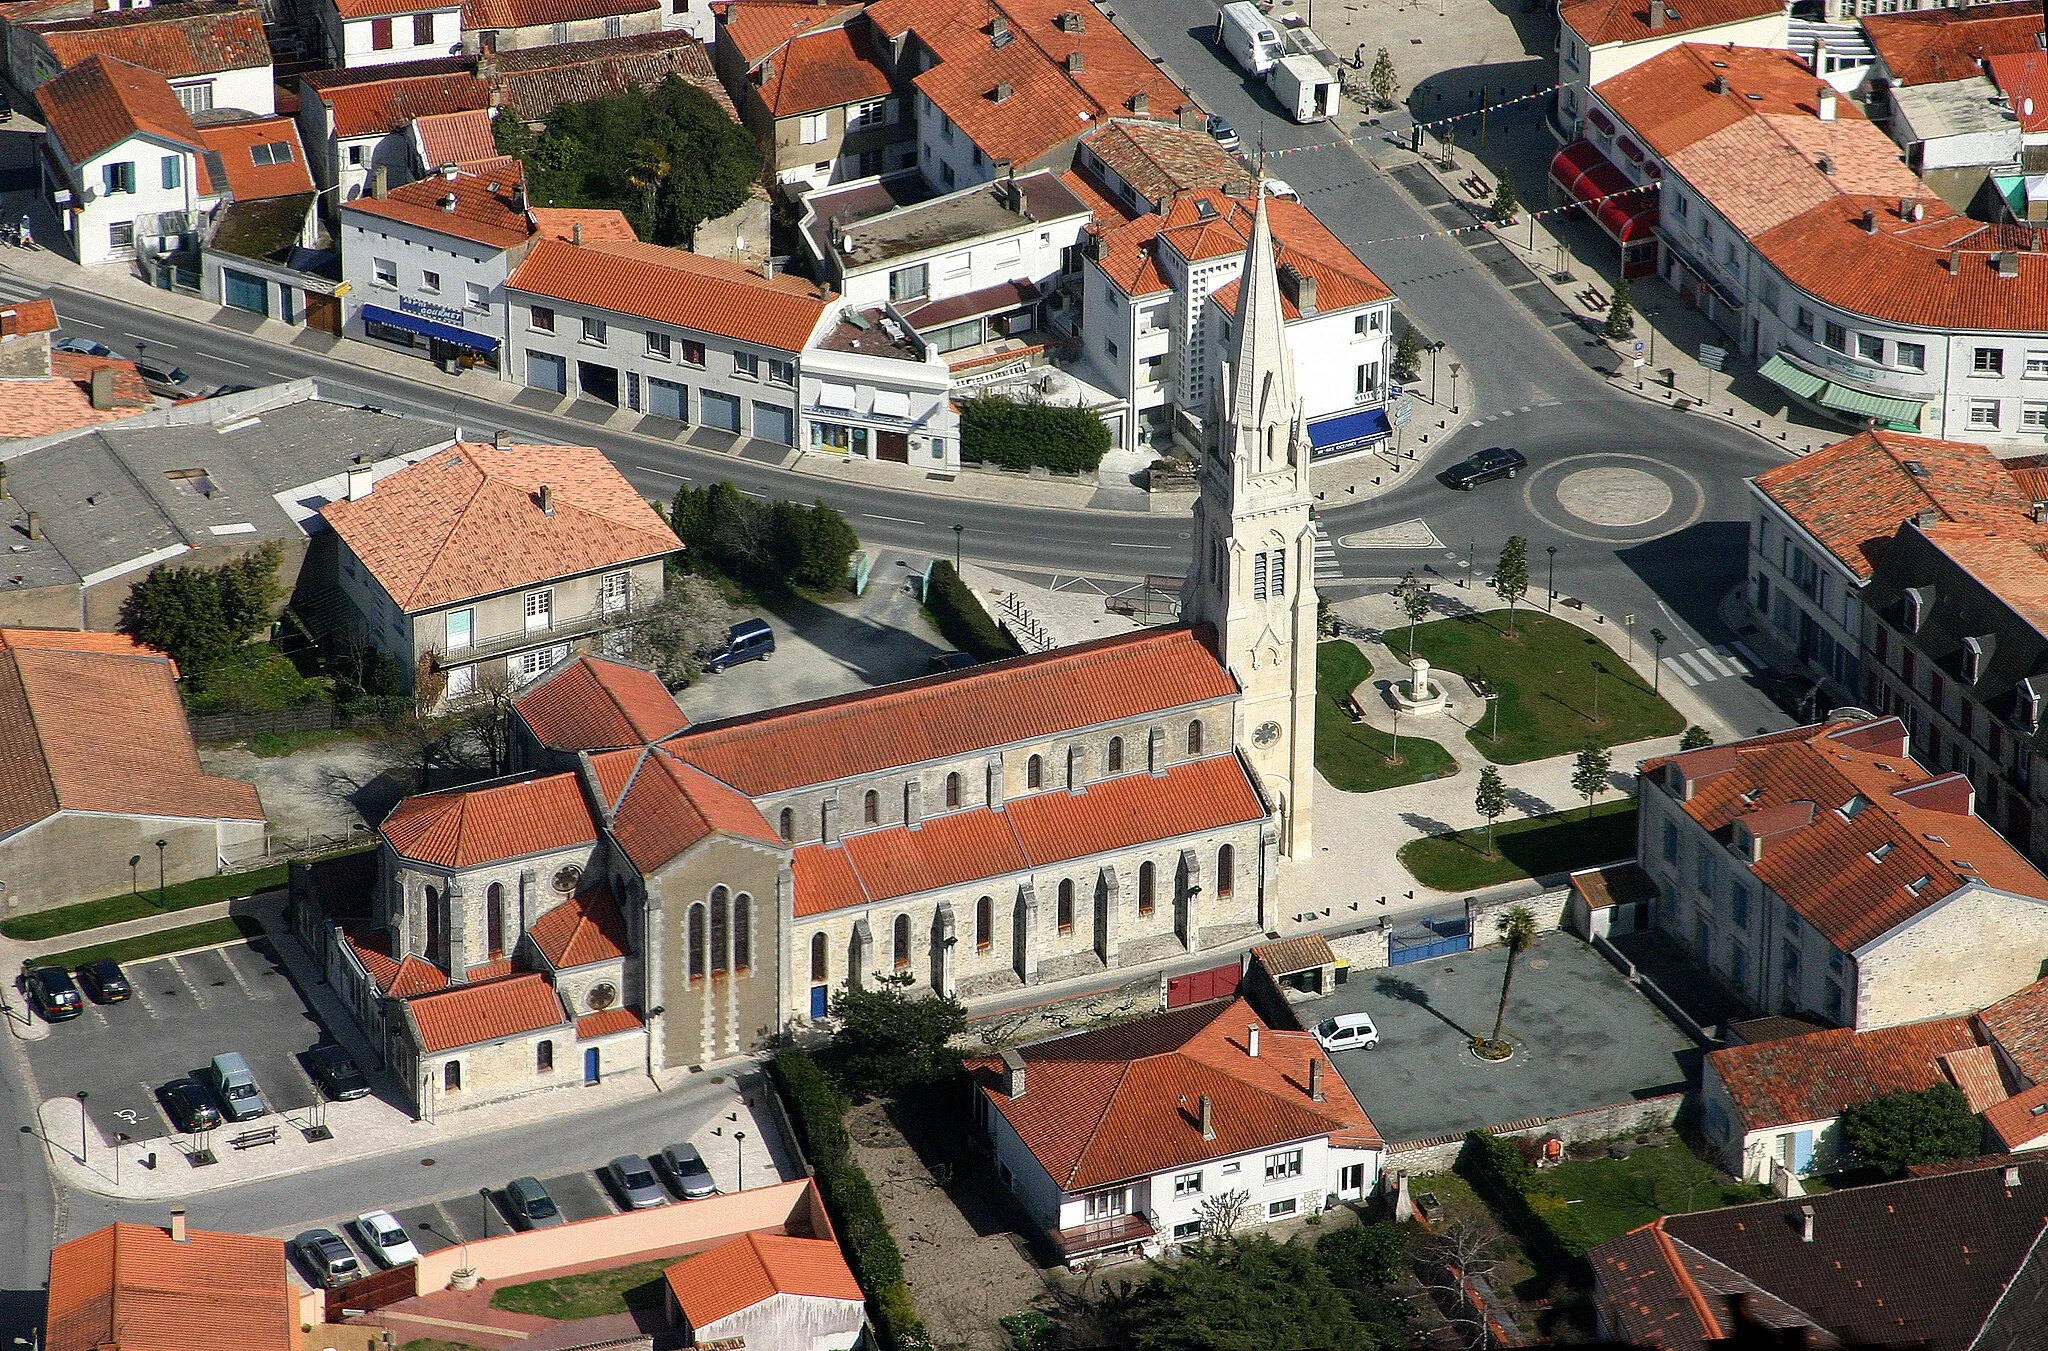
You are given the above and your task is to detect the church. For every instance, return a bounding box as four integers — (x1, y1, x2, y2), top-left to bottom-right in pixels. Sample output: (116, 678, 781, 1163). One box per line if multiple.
(291, 189, 1325, 1116)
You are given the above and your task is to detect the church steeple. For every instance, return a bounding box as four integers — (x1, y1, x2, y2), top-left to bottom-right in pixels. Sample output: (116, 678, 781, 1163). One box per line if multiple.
(1181, 182, 1318, 860)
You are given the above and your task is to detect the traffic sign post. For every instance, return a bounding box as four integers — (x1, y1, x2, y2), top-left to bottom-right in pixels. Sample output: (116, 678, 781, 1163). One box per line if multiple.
(1698, 343, 1727, 404)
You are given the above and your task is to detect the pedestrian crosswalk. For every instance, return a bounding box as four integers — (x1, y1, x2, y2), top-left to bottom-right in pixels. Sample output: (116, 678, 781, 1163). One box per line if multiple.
(1661, 643, 1755, 687)
(1311, 519, 1343, 582)
(0, 271, 50, 305)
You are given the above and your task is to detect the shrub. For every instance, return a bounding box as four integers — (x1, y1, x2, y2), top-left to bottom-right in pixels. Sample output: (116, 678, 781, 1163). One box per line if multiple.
(959, 394, 1111, 474)
(185, 646, 323, 714)
(121, 540, 285, 678)
(1840, 1083, 1983, 1176)
(923, 561, 1022, 662)
(1456, 1129, 1596, 1265)
(668, 484, 859, 594)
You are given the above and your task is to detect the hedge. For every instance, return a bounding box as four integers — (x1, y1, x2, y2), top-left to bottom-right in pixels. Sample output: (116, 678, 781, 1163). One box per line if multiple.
(958, 394, 1111, 474)
(924, 561, 1022, 663)
(1456, 1129, 1596, 1265)
(771, 1050, 927, 1348)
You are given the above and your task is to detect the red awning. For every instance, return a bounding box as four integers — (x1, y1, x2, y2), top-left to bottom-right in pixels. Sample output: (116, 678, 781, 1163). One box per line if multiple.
(1587, 106, 1616, 135)
(1549, 140, 1659, 245)
(1615, 134, 1645, 163)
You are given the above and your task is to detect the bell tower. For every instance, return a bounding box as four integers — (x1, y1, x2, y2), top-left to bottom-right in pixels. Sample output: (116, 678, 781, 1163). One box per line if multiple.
(1182, 186, 1317, 856)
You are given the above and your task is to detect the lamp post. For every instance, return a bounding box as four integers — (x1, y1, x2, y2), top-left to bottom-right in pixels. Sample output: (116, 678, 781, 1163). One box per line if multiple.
(1650, 627, 1667, 693)
(15, 1332, 42, 1351)
(1546, 545, 1557, 611)
(735, 1129, 747, 1193)
(155, 838, 167, 906)
(1592, 660, 1603, 724)
(75, 1091, 87, 1164)
(1428, 342, 1444, 404)
(952, 524, 963, 572)
(129, 855, 140, 895)
(115, 1132, 127, 1187)
(1449, 361, 1461, 413)
(1624, 614, 1636, 663)
(1645, 308, 1660, 369)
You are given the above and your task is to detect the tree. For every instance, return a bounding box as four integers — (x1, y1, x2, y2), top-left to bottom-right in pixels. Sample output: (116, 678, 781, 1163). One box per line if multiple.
(1392, 326, 1421, 382)
(622, 574, 734, 686)
(665, 484, 861, 595)
(1197, 1189, 1254, 1243)
(1679, 725, 1715, 750)
(826, 985, 967, 1097)
(1488, 174, 1521, 227)
(1369, 48, 1398, 110)
(1474, 765, 1508, 857)
(388, 652, 451, 791)
(1603, 274, 1635, 342)
(1571, 742, 1613, 818)
(1316, 1222, 1417, 1326)
(1114, 1234, 1368, 1351)
(119, 540, 285, 678)
(1416, 1220, 1510, 1351)
(1840, 1083, 1982, 1176)
(1482, 905, 1538, 1055)
(1394, 569, 1430, 656)
(625, 137, 671, 221)
(1492, 536, 1528, 634)
(453, 662, 519, 773)
(794, 498, 861, 590)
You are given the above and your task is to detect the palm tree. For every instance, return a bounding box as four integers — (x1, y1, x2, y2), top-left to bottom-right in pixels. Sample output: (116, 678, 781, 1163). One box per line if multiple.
(626, 139, 671, 222)
(1486, 905, 1538, 1050)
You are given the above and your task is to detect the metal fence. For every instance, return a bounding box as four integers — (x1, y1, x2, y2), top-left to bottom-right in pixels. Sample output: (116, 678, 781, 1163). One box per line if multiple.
(187, 702, 339, 743)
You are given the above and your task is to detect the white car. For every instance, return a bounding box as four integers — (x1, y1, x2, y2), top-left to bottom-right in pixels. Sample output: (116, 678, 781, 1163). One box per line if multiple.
(1263, 178, 1299, 200)
(353, 1210, 420, 1268)
(1313, 1012, 1380, 1052)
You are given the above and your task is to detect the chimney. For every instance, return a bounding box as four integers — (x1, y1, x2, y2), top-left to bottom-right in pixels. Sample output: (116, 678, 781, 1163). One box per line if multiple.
(1131, 90, 1150, 115)
(1279, 263, 1318, 314)
(513, 178, 528, 212)
(370, 165, 388, 199)
(1800, 1204, 1816, 1242)
(1818, 86, 1838, 120)
(1713, 74, 1729, 94)
(2006, 1164, 2024, 1187)
(993, 81, 1013, 102)
(1861, 208, 1877, 234)
(1817, 152, 1835, 175)
(1248, 1023, 1261, 1057)
(346, 465, 374, 500)
(1067, 50, 1085, 74)
(1059, 8, 1085, 30)
(822, 794, 842, 844)
(572, 222, 584, 246)
(169, 1207, 188, 1243)
(759, 55, 774, 83)
(1649, 0, 1664, 27)
(1309, 1057, 1325, 1101)
(25, 511, 40, 540)
(1899, 196, 1914, 220)
(762, 254, 776, 278)
(90, 366, 115, 409)
(1199, 1093, 1215, 1140)
(1999, 250, 2021, 277)
(1948, 248, 1962, 273)
(495, 428, 513, 450)
(1002, 1046, 1026, 1097)
(539, 484, 555, 515)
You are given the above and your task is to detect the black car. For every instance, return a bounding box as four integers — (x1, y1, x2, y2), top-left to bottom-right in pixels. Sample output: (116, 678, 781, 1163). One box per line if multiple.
(208, 383, 256, 398)
(76, 958, 130, 1003)
(159, 1078, 222, 1133)
(1443, 446, 1527, 490)
(926, 651, 977, 675)
(25, 967, 83, 1022)
(303, 1044, 371, 1101)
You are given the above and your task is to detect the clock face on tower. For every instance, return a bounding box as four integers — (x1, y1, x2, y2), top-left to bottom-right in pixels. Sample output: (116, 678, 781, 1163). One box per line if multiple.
(1253, 720, 1283, 749)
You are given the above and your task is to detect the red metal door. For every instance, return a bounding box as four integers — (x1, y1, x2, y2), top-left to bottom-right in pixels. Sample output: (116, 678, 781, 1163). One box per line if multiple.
(1166, 961, 1241, 1008)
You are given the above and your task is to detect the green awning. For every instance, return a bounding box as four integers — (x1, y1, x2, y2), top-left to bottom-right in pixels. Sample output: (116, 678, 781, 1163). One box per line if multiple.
(1816, 383, 1924, 425)
(1758, 354, 1825, 400)
(1759, 352, 1924, 432)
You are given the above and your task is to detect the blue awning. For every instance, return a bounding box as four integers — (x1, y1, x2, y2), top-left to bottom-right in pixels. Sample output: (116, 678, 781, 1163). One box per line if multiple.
(361, 303, 499, 353)
(1307, 405, 1391, 458)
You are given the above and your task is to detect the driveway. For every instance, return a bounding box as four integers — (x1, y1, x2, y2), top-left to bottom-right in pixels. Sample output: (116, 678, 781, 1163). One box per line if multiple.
(1316, 931, 1695, 1144)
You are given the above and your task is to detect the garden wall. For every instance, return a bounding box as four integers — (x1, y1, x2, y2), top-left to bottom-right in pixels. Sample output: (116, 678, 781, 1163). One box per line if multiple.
(1384, 1091, 1687, 1173)
(1320, 888, 1569, 979)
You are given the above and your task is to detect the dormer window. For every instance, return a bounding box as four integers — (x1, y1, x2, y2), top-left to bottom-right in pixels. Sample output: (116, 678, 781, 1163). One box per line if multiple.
(1839, 794, 1868, 821)
(1904, 587, 1928, 633)
(1964, 636, 1987, 685)
(2022, 677, 2044, 732)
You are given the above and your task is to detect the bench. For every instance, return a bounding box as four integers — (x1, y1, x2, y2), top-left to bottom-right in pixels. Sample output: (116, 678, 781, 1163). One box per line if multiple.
(228, 1126, 279, 1151)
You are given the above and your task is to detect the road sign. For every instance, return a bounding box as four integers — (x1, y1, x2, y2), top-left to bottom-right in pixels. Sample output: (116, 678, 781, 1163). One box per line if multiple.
(1391, 398, 1414, 428)
(1699, 343, 1727, 371)
(1633, 340, 1646, 355)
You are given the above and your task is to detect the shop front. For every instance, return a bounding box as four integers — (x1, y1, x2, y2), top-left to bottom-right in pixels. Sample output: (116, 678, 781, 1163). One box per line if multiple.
(361, 298, 501, 372)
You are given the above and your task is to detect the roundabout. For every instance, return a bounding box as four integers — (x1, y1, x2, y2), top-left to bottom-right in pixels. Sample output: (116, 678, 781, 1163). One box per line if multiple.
(1514, 451, 1709, 547)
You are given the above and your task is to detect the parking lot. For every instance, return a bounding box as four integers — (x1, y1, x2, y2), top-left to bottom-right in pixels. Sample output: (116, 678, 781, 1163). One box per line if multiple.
(22, 935, 347, 1142)
(1315, 932, 1696, 1144)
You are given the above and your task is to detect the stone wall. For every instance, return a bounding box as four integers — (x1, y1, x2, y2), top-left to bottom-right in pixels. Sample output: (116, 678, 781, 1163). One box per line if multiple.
(1383, 1091, 1687, 1173)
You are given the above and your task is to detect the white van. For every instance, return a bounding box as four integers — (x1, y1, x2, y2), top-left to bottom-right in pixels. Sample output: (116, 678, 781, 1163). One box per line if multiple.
(1216, 1, 1285, 77)
(1313, 1012, 1380, 1051)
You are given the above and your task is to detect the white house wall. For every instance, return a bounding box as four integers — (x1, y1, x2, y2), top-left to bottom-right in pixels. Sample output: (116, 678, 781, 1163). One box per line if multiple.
(915, 91, 997, 196)
(697, 1292, 866, 1351)
(340, 208, 515, 343)
(799, 342, 959, 470)
(57, 134, 206, 267)
(330, 6, 462, 67)
(833, 200, 1087, 314)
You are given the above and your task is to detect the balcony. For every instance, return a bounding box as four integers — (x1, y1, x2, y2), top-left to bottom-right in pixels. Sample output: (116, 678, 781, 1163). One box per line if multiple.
(436, 593, 642, 666)
(1053, 1211, 1154, 1262)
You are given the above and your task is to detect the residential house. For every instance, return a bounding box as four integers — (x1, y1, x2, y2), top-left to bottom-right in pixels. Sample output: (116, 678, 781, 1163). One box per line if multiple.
(664, 1232, 866, 1351)
(4, 0, 273, 116)
(320, 0, 463, 68)
(712, 2, 906, 193)
(406, 105, 502, 172)
(462, 0, 660, 55)
(1071, 117, 1247, 222)
(1862, 0, 2048, 99)
(298, 58, 491, 205)
(46, 1215, 294, 1351)
(966, 997, 1380, 1265)
(484, 30, 734, 125)
(0, 629, 267, 914)
(194, 113, 336, 327)
(1552, 0, 1786, 139)
(1636, 715, 2048, 1031)
(504, 236, 830, 440)
(0, 295, 152, 453)
(317, 437, 680, 698)
(1975, 977, 2048, 1152)
(800, 306, 957, 471)
(1591, 1158, 2048, 1350)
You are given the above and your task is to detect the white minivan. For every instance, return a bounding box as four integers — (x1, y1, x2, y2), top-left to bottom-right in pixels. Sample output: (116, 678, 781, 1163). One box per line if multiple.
(1216, 0, 1285, 77)
(1314, 1012, 1380, 1051)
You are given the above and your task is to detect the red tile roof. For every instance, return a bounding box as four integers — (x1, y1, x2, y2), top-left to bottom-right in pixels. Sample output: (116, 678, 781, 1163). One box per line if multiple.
(1982, 1082, 2048, 1150)
(412, 107, 501, 166)
(342, 927, 404, 992)
(1059, 164, 1137, 228)
(507, 237, 830, 353)
(1252, 932, 1334, 977)
(196, 116, 312, 200)
(966, 998, 1379, 1192)
(676, 626, 1235, 796)
(528, 883, 632, 968)
(516, 654, 686, 751)
(466, 0, 654, 30)
(0, 296, 57, 338)
(576, 1004, 644, 1038)
(379, 771, 597, 868)
(489, 31, 733, 123)
(47, 1221, 293, 1351)
(389, 954, 451, 997)
(1987, 50, 2048, 133)
(1864, 0, 2048, 87)
(38, 53, 205, 171)
(321, 440, 680, 611)
(1, 351, 152, 440)
(668, 1232, 862, 1329)
(1094, 187, 1392, 316)
(465, 956, 515, 980)
(1937, 1044, 2010, 1111)
(1752, 431, 2043, 581)
(406, 971, 568, 1052)
(725, 6, 892, 118)
(317, 70, 491, 139)
(33, 2, 271, 82)
(343, 162, 531, 250)
(1978, 978, 2048, 1083)
(334, 0, 459, 20)
(527, 206, 637, 243)
(1561, 0, 1781, 48)
(1644, 718, 2048, 952)
(1707, 1016, 1980, 1132)
(1083, 119, 1245, 204)
(607, 744, 785, 874)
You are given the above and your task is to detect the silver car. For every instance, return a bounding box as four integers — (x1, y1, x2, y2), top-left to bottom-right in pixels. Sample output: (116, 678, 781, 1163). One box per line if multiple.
(605, 1154, 668, 1210)
(661, 1143, 718, 1199)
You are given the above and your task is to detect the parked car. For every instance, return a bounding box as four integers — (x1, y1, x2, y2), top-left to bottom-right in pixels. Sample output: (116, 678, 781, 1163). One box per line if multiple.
(701, 618, 774, 673)
(352, 1210, 421, 1267)
(132, 357, 189, 399)
(159, 1078, 221, 1133)
(294, 1229, 363, 1287)
(208, 383, 256, 398)
(1313, 1011, 1380, 1052)
(1442, 446, 1527, 490)
(303, 1044, 371, 1101)
(75, 958, 130, 1003)
(660, 1143, 718, 1199)
(1206, 113, 1240, 151)
(604, 1155, 668, 1210)
(25, 967, 82, 1022)
(207, 1051, 267, 1121)
(505, 1176, 566, 1229)
(1262, 178, 1298, 200)
(53, 335, 116, 358)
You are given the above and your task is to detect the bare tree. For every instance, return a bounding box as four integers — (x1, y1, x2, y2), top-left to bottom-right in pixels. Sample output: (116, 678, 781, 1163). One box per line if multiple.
(621, 574, 735, 686)
(1417, 1219, 1511, 1351)
(388, 653, 451, 791)
(1197, 1188, 1253, 1243)
(454, 662, 519, 774)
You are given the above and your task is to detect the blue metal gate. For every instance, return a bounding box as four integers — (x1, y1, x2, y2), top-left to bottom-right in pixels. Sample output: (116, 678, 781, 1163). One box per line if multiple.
(1388, 913, 1472, 965)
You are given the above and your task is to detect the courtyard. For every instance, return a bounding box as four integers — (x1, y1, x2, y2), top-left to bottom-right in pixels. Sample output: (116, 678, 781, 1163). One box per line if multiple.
(1316, 931, 1696, 1144)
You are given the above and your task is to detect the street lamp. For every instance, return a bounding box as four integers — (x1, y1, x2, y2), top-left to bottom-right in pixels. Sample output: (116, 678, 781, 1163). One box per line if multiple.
(1649, 628, 1667, 692)
(15, 1332, 42, 1351)
(735, 1129, 747, 1193)
(1428, 341, 1445, 404)
(1645, 309, 1660, 369)
(155, 838, 167, 906)
(75, 1091, 87, 1164)
(1546, 546, 1557, 611)
(1624, 614, 1636, 663)
(952, 524, 963, 573)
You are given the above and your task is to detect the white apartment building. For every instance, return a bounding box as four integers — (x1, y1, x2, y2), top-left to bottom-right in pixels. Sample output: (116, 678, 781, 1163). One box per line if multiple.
(37, 55, 217, 267)
(1554, 0, 1787, 139)
(11, 1, 275, 117)
(801, 311, 958, 471)
(320, 0, 462, 67)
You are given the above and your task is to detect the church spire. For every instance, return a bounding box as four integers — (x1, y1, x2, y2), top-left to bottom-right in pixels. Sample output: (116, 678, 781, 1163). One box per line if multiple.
(1224, 185, 1298, 453)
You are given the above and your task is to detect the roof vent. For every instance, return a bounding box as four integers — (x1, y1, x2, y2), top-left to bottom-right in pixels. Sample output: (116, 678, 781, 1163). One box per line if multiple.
(1816, 152, 1835, 175)
(439, 192, 458, 212)
(440, 162, 459, 182)
(1059, 8, 1086, 30)
(1067, 50, 1084, 73)
(1903, 458, 1929, 478)
(539, 483, 555, 516)
(1998, 250, 2021, 277)
(1198, 1093, 1215, 1140)
(1861, 208, 1877, 234)
(1800, 1205, 1816, 1243)
(1131, 90, 1150, 115)
(992, 81, 1013, 102)
(1900, 197, 1920, 221)
(1714, 74, 1730, 94)
(1948, 248, 1961, 273)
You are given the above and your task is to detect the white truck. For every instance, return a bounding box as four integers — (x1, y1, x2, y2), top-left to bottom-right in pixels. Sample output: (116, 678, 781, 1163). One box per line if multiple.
(1268, 51, 1341, 122)
(1216, 1, 1285, 77)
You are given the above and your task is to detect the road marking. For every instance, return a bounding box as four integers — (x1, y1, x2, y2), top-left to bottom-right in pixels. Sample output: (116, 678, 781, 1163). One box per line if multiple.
(1662, 657, 1699, 687)
(860, 513, 926, 525)
(1677, 651, 1718, 682)
(164, 955, 206, 1010)
(194, 353, 249, 368)
(60, 316, 103, 329)
(1692, 648, 1735, 679)
(123, 333, 153, 343)
(220, 949, 261, 1002)
(1109, 542, 1170, 549)
(1732, 641, 1764, 669)
(1499, 409, 1515, 418)
(629, 464, 686, 480)
(130, 983, 161, 1020)
(737, 488, 769, 499)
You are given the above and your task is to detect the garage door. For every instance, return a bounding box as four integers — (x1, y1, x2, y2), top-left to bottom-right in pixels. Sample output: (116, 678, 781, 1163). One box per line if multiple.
(527, 350, 566, 394)
(648, 377, 687, 421)
(223, 268, 268, 317)
(753, 401, 794, 446)
(701, 389, 741, 432)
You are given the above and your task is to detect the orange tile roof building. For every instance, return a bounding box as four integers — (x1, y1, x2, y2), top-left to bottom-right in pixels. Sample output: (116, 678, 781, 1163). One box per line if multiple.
(12, 1, 275, 112)
(1554, 0, 1786, 139)
(47, 1215, 295, 1351)
(665, 1230, 865, 1347)
(0, 292, 151, 442)
(1636, 716, 2048, 1041)
(966, 998, 1381, 1262)
(710, 2, 906, 193)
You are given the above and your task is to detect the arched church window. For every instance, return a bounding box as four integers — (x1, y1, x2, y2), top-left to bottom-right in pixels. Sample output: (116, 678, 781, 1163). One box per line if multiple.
(710, 886, 729, 974)
(688, 902, 706, 980)
(1271, 549, 1286, 597)
(734, 894, 751, 970)
(864, 790, 879, 825)
(976, 895, 993, 950)
(1253, 553, 1268, 600)
(778, 807, 794, 841)
(1107, 737, 1124, 773)
(1187, 721, 1204, 756)
(810, 930, 828, 982)
(1027, 755, 1043, 789)
(893, 913, 911, 969)
(946, 772, 961, 808)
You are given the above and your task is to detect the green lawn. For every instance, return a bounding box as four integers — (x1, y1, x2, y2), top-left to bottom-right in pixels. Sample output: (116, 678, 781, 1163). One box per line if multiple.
(38, 914, 265, 970)
(489, 1257, 676, 1319)
(1399, 801, 1637, 890)
(0, 864, 290, 941)
(1408, 612, 1682, 764)
(1315, 641, 1456, 793)
(1537, 1144, 1770, 1246)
